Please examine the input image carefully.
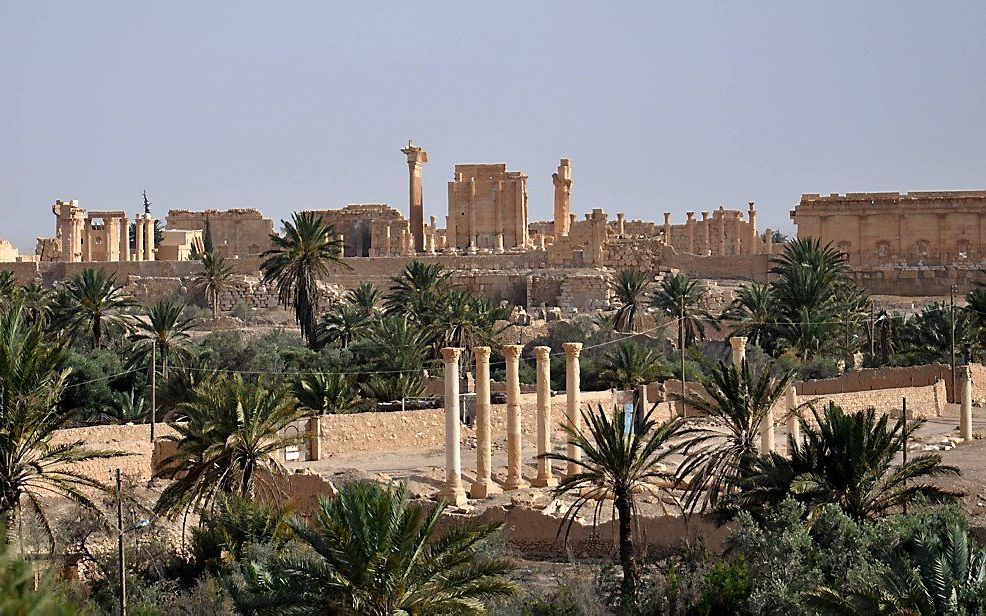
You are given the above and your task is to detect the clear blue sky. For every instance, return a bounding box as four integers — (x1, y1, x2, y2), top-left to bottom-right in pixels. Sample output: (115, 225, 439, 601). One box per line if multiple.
(4, 2, 986, 251)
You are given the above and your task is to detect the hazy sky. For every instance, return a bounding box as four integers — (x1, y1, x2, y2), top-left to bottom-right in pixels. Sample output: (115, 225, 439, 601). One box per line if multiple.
(4, 2, 986, 251)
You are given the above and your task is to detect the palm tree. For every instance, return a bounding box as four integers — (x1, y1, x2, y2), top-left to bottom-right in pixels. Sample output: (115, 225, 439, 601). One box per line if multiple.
(0, 306, 124, 535)
(360, 373, 425, 404)
(293, 372, 362, 414)
(735, 403, 960, 521)
(903, 302, 978, 364)
(53, 268, 136, 347)
(610, 268, 651, 333)
(649, 273, 718, 349)
(384, 260, 451, 321)
(18, 282, 53, 328)
(720, 282, 777, 351)
(128, 300, 196, 378)
(809, 523, 986, 615)
(232, 481, 517, 614)
(598, 340, 666, 390)
(191, 494, 293, 572)
(0, 271, 16, 303)
(356, 314, 431, 375)
(154, 375, 305, 517)
(193, 251, 235, 319)
(100, 389, 148, 424)
(345, 282, 382, 316)
(430, 289, 510, 367)
(543, 404, 686, 609)
(315, 303, 373, 350)
(676, 360, 795, 516)
(260, 212, 347, 348)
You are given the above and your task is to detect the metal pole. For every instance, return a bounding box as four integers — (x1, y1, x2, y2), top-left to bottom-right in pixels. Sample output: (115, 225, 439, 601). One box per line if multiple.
(679, 300, 686, 419)
(150, 344, 157, 443)
(870, 303, 875, 360)
(117, 469, 127, 616)
(950, 285, 957, 403)
(902, 397, 908, 516)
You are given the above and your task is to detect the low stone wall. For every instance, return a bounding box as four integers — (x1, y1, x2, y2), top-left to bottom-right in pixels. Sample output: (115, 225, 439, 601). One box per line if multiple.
(50, 423, 175, 483)
(796, 363, 982, 405)
(791, 380, 946, 419)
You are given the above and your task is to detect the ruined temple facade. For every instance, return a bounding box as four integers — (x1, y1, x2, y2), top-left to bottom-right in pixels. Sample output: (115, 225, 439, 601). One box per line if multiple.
(45, 200, 157, 263)
(309, 204, 428, 257)
(165, 209, 273, 259)
(792, 191, 986, 266)
(447, 164, 529, 253)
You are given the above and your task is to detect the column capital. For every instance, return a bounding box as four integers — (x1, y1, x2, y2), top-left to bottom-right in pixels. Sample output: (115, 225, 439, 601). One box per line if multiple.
(729, 336, 748, 351)
(441, 347, 463, 363)
(502, 344, 523, 361)
(562, 342, 583, 358)
(533, 346, 551, 361)
(472, 346, 491, 361)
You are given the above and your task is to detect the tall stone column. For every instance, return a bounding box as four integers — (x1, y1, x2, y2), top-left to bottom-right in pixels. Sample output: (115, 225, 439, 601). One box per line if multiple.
(729, 336, 747, 369)
(467, 178, 477, 253)
(786, 385, 800, 450)
(552, 159, 573, 238)
(119, 216, 129, 262)
(701, 211, 710, 255)
(748, 202, 758, 254)
(765, 228, 773, 255)
(83, 219, 93, 262)
(686, 212, 695, 253)
(135, 215, 145, 262)
(961, 366, 973, 441)
(532, 346, 557, 488)
(144, 215, 156, 261)
(106, 218, 120, 261)
(563, 342, 583, 476)
(663, 212, 671, 247)
(495, 233, 505, 254)
(438, 348, 467, 505)
(401, 142, 428, 252)
(469, 347, 500, 499)
(732, 216, 742, 255)
(717, 210, 726, 256)
(502, 345, 529, 490)
(616, 212, 625, 236)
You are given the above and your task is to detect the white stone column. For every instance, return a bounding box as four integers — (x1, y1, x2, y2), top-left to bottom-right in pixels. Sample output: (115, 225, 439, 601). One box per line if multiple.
(495, 233, 505, 254)
(438, 347, 467, 505)
(502, 345, 529, 490)
(144, 216, 155, 261)
(134, 215, 145, 262)
(119, 216, 129, 261)
(961, 366, 973, 441)
(82, 219, 93, 262)
(469, 346, 500, 499)
(532, 346, 556, 487)
(563, 342, 583, 476)
(761, 403, 776, 453)
(786, 385, 800, 452)
(729, 336, 747, 370)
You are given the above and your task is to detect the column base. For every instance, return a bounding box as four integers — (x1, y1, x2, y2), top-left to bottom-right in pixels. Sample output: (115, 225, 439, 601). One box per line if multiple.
(468, 480, 502, 499)
(502, 476, 530, 491)
(436, 485, 468, 506)
(531, 475, 558, 488)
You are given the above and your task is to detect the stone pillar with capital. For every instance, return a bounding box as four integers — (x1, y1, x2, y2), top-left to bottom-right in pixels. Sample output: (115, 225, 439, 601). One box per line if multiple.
(495, 233, 505, 254)
(552, 159, 573, 238)
(717, 209, 726, 256)
(135, 215, 145, 262)
(470, 347, 500, 498)
(686, 212, 695, 253)
(786, 384, 800, 451)
(502, 345, 529, 490)
(563, 342, 583, 476)
(119, 216, 129, 262)
(438, 348, 467, 505)
(532, 346, 557, 488)
(748, 202, 759, 254)
(401, 142, 428, 252)
(701, 211, 711, 255)
(961, 366, 973, 441)
(144, 215, 156, 261)
(83, 218, 93, 262)
(663, 212, 672, 248)
(106, 217, 120, 261)
(765, 228, 773, 255)
(729, 336, 747, 369)
(616, 212, 626, 237)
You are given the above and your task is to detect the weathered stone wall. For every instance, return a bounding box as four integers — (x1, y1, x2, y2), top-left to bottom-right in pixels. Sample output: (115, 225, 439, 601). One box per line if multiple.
(788, 380, 946, 419)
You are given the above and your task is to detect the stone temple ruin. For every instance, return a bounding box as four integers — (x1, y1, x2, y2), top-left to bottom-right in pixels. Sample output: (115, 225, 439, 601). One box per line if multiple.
(5, 142, 986, 302)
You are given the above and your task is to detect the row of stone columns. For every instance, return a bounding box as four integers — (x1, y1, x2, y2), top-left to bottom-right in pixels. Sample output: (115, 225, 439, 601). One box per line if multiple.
(440, 342, 582, 504)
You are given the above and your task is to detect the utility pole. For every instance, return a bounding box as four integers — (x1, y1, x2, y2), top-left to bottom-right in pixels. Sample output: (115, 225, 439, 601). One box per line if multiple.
(901, 398, 908, 516)
(679, 297, 686, 419)
(116, 469, 127, 616)
(150, 344, 157, 443)
(869, 303, 875, 360)
(950, 285, 957, 403)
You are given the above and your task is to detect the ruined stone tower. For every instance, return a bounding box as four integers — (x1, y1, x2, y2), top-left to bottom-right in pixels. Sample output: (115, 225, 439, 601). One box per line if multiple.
(552, 159, 572, 238)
